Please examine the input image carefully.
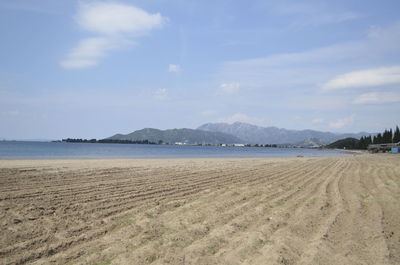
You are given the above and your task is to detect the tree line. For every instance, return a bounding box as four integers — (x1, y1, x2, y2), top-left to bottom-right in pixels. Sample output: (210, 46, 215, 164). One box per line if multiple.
(328, 125, 400, 150)
(61, 138, 157, 145)
(358, 125, 400, 149)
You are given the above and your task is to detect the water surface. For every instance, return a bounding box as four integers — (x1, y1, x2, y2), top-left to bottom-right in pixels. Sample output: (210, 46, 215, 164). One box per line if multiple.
(0, 141, 346, 159)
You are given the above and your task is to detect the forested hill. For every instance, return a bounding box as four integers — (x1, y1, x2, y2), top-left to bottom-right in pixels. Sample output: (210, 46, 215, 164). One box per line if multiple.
(326, 138, 360, 149)
(106, 128, 244, 145)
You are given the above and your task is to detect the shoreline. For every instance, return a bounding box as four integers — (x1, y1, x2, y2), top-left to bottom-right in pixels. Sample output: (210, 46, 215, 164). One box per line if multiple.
(0, 154, 353, 167)
(0, 151, 350, 161)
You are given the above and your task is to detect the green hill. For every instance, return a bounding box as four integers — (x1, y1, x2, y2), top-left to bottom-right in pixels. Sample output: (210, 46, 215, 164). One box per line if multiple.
(326, 137, 360, 149)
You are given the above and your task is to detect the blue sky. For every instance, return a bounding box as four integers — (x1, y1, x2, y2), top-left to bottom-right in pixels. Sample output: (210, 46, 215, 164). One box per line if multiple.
(1, 0, 399, 139)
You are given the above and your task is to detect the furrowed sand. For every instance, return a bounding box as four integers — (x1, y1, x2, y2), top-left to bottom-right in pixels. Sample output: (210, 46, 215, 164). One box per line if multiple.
(1, 155, 399, 265)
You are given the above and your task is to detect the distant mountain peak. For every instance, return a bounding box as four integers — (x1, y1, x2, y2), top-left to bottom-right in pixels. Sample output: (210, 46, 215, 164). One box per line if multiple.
(197, 122, 371, 145)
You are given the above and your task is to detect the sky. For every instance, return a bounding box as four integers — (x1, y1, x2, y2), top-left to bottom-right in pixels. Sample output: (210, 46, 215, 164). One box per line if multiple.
(0, 0, 400, 140)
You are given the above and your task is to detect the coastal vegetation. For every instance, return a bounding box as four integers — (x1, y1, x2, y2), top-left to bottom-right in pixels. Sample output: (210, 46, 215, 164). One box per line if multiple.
(61, 138, 157, 144)
(327, 125, 400, 150)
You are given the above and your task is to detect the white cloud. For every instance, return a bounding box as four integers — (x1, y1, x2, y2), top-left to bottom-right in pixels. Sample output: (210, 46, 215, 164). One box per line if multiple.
(153, 88, 168, 100)
(322, 66, 400, 90)
(76, 2, 165, 35)
(329, 114, 355, 129)
(219, 113, 266, 125)
(61, 2, 166, 69)
(168, 64, 182, 74)
(218, 82, 240, 95)
(60, 37, 133, 69)
(353, 92, 400, 104)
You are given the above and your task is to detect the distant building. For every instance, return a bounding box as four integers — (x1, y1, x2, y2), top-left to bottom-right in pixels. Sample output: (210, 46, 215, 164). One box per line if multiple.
(368, 142, 400, 153)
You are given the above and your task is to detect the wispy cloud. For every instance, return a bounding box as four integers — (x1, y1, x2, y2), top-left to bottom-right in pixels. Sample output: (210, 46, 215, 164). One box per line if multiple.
(168, 64, 182, 74)
(322, 66, 400, 90)
(290, 12, 361, 28)
(220, 22, 400, 89)
(268, 1, 362, 28)
(220, 42, 365, 90)
(61, 2, 166, 69)
(0, 110, 19, 117)
(329, 114, 355, 129)
(153, 88, 168, 100)
(217, 82, 240, 95)
(60, 37, 134, 69)
(353, 92, 400, 104)
(217, 22, 400, 118)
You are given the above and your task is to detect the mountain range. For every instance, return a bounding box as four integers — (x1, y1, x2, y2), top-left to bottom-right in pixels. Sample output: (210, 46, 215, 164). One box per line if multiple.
(197, 122, 370, 145)
(107, 122, 371, 145)
(107, 128, 243, 144)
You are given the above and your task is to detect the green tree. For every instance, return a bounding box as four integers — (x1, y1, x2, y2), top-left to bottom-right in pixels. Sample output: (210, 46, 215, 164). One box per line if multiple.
(359, 136, 366, 149)
(382, 129, 393, 143)
(366, 135, 372, 146)
(394, 126, 400, 143)
(375, 133, 383, 144)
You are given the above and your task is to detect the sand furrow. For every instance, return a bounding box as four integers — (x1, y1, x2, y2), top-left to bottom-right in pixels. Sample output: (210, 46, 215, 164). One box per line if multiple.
(1, 155, 399, 265)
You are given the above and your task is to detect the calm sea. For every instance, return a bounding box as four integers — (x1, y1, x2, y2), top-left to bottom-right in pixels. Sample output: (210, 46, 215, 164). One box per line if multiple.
(0, 141, 346, 159)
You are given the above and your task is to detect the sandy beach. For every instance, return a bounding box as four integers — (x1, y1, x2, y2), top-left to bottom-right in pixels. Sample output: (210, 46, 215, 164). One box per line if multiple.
(1, 154, 399, 265)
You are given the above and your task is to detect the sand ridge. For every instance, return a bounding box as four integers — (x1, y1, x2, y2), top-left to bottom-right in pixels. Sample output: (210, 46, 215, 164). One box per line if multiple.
(0, 155, 399, 264)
